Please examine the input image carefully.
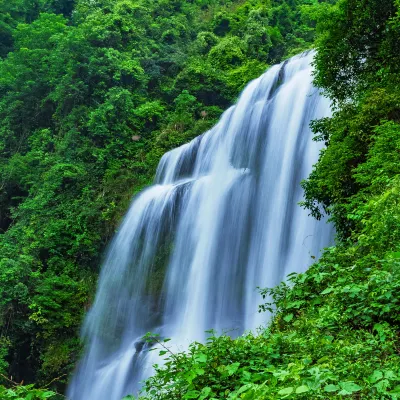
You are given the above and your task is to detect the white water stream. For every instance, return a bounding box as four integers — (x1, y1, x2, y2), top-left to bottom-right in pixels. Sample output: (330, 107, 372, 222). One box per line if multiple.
(68, 51, 332, 399)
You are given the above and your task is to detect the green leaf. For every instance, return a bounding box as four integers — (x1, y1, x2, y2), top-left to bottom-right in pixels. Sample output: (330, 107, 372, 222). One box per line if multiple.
(184, 390, 200, 399)
(241, 370, 252, 382)
(184, 370, 197, 384)
(283, 313, 293, 322)
(42, 392, 56, 398)
(324, 384, 339, 392)
(227, 362, 240, 376)
(390, 385, 400, 394)
(278, 387, 293, 396)
(194, 353, 207, 363)
(295, 385, 309, 394)
(338, 381, 362, 395)
(369, 370, 383, 383)
(236, 384, 253, 395)
(374, 379, 389, 393)
(194, 368, 205, 376)
(199, 387, 212, 400)
(384, 370, 397, 380)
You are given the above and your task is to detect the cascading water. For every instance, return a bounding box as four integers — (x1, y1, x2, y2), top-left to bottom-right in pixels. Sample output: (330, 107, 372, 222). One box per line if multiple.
(68, 51, 332, 400)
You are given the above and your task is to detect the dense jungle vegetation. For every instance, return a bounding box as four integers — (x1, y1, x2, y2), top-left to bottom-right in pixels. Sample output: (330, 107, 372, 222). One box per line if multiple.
(1, 0, 400, 398)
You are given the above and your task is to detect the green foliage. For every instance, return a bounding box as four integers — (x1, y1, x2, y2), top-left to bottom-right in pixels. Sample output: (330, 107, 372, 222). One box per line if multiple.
(302, 0, 400, 238)
(208, 36, 246, 68)
(0, 384, 58, 399)
(138, 308, 400, 399)
(312, 0, 400, 103)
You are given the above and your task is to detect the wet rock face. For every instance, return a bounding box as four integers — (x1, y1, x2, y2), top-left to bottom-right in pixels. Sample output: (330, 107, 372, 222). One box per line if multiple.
(134, 341, 145, 353)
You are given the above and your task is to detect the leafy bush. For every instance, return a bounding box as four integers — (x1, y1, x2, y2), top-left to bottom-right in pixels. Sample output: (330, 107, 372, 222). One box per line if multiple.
(0, 384, 57, 399)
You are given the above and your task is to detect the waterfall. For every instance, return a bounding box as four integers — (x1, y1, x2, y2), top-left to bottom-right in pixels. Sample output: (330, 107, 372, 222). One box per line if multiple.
(68, 51, 332, 400)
